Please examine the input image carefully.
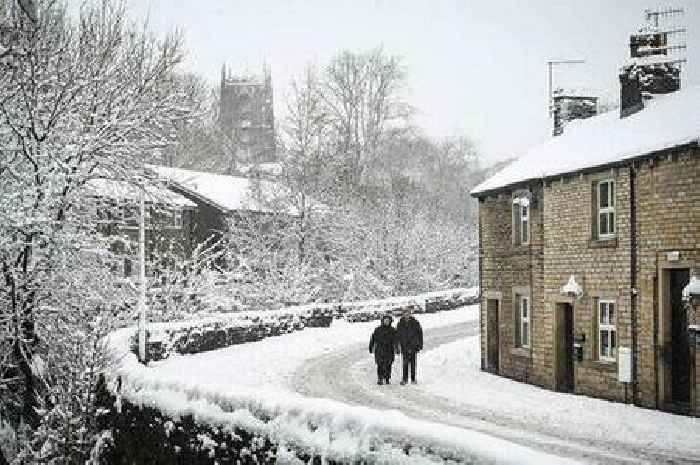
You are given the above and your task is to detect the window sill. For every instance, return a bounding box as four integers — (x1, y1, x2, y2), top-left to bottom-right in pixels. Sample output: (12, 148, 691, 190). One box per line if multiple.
(591, 360, 617, 371)
(588, 237, 618, 249)
(511, 347, 531, 358)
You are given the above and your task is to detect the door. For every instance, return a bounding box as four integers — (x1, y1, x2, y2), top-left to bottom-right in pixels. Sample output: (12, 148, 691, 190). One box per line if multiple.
(669, 269, 691, 408)
(556, 303, 575, 393)
(486, 299, 500, 374)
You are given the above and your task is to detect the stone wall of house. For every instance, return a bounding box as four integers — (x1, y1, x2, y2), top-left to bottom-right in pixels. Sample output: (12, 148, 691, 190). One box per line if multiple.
(543, 168, 632, 402)
(478, 184, 546, 387)
(477, 146, 699, 414)
(634, 146, 700, 413)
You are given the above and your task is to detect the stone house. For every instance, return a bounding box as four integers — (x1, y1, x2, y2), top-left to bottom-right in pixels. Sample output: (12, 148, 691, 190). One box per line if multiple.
(85, 178, 198, 276)
(470, 86, 700, 415)
(148, 165, 301, 247)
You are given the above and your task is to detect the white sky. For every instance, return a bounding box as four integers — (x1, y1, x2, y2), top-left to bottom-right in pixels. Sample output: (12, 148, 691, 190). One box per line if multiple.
(122, 0, 699, 163)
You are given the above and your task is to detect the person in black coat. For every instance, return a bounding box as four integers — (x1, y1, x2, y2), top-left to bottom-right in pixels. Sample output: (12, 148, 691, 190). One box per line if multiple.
(369, 314, 398, 385)
(396, 308, 423, 384)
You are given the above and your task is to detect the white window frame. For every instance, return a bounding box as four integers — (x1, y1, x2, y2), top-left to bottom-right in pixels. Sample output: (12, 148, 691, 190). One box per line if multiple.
(519, 295, 530, 349)
(597, 179, 615, 238)
(520, 204, 529, 245)
(598, 300, 617, 362)
(173, 209, 183, 228)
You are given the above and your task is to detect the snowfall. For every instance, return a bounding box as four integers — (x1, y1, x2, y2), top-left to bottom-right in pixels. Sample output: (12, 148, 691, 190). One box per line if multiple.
(109, 305, 700, 464)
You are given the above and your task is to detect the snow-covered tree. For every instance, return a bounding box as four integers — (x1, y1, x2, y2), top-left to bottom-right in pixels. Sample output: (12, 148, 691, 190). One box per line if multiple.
(0, 0, 196, 460)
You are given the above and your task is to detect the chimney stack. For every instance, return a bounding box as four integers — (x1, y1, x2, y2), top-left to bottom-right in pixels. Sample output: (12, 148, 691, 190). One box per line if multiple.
(620, 6, 685, 118)
(619, 67, 644, 118)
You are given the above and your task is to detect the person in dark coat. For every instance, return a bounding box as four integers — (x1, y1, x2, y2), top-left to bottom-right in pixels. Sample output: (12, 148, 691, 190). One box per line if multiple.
(396, 308, 423, 384)
(369, 314, 398, 385)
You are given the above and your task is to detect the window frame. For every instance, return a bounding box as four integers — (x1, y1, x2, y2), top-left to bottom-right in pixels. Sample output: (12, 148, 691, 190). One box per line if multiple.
(520, 204, 529, 245)
(598, 299, 617, 362)
(519, 295, 530, 349)
(512, 194, 531, 246)
(597, 179, 615, 239)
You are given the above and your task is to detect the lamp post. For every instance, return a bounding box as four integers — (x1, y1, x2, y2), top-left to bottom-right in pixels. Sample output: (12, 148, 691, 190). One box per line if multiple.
(137, 186, 147, 363)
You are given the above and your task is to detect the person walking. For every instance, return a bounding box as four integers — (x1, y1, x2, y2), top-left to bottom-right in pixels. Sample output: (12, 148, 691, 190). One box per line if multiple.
(369, 314, 398, 385)
(396, 308, 423, 385)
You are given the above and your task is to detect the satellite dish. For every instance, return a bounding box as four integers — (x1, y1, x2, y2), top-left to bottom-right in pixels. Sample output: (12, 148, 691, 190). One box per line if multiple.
(17, 0, 38, 24)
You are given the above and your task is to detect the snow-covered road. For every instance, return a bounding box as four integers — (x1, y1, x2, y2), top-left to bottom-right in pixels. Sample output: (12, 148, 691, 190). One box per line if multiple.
(146, 306, 700, 464)
(292, 320, 700, 465)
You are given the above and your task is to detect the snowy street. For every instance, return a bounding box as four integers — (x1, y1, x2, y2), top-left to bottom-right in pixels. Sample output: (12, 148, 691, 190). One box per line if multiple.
(294, 319, 700, 464)
(148, 307, 700, 464)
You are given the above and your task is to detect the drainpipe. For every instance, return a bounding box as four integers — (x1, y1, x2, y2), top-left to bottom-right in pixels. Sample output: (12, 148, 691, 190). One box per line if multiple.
(478, 197, 485, 371)
(629, 163, 638, 405)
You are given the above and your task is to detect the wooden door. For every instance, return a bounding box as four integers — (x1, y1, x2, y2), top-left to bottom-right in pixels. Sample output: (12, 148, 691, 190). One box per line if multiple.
(556, 303, 574, 393)
(487, 299, 500, 374)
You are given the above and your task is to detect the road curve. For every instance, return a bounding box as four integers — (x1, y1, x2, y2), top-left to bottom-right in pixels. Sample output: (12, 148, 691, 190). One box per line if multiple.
(292, 320, 696, 465)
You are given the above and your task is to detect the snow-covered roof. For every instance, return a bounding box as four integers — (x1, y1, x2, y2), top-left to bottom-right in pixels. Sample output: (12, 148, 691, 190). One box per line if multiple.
(472, 85, 700, 196)
(84, 178, 196, 207)
(148, 165, 298, 215)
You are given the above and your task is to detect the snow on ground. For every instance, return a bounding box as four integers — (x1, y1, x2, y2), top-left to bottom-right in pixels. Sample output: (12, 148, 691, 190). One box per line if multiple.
(418, 334, 700, 460)
(149, 307, 478, 390)
(109, 306, 583, 464)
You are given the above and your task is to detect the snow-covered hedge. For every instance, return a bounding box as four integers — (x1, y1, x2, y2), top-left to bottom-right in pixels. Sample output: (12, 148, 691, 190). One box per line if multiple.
(107, 326, 574, 465)
(96, 389, 290, 464)
(341, 287, 479, 323)
(134, 287, 478, 361)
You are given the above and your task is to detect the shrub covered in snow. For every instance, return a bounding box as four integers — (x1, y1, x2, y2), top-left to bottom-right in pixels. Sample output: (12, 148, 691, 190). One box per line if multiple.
(133, 288, 478, 362)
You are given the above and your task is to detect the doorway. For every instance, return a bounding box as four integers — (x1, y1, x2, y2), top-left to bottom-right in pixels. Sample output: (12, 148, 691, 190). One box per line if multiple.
(556, 302, 575, 393)
(486, 299, 500, 374)
(667, 268, 691, 410)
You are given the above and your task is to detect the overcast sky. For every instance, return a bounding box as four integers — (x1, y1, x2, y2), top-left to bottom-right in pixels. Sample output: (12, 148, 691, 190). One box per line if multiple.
(124, 0, 699, 163)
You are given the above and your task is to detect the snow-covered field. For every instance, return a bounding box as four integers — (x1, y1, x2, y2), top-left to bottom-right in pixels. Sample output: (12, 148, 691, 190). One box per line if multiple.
(418, 335, 700, 461)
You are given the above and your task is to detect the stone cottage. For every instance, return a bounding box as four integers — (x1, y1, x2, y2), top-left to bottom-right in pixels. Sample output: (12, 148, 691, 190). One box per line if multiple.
(470, 86, 700, 415)
(148, 165, 301, 247)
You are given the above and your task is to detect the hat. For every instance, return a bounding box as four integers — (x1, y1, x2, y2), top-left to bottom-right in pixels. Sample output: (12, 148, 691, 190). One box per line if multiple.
(381, 314, 393, 323)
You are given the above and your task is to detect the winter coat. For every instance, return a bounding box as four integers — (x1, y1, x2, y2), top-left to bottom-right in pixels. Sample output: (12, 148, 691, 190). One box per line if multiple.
(369, 325, 397, 364)
(396, 316, 423, 353)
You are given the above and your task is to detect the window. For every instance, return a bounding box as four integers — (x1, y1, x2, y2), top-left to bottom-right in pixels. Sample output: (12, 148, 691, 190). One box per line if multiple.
(512, 196, 530, 246)
(517, 295, 530, 348)
(123, 258, 133, 277)
(520, 204, 529, 245)
(598, 300, 617, 361)
(172, 210, 183, 228)
(597, 180, 615, 238)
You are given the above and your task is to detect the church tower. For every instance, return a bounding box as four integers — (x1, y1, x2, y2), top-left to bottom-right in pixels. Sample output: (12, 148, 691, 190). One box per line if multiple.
(218, 64, 276, 164)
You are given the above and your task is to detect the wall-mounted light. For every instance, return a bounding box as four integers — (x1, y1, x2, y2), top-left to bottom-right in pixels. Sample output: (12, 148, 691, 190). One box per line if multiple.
(682, 275, 699, 304)
(560, 274, 583, 300)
